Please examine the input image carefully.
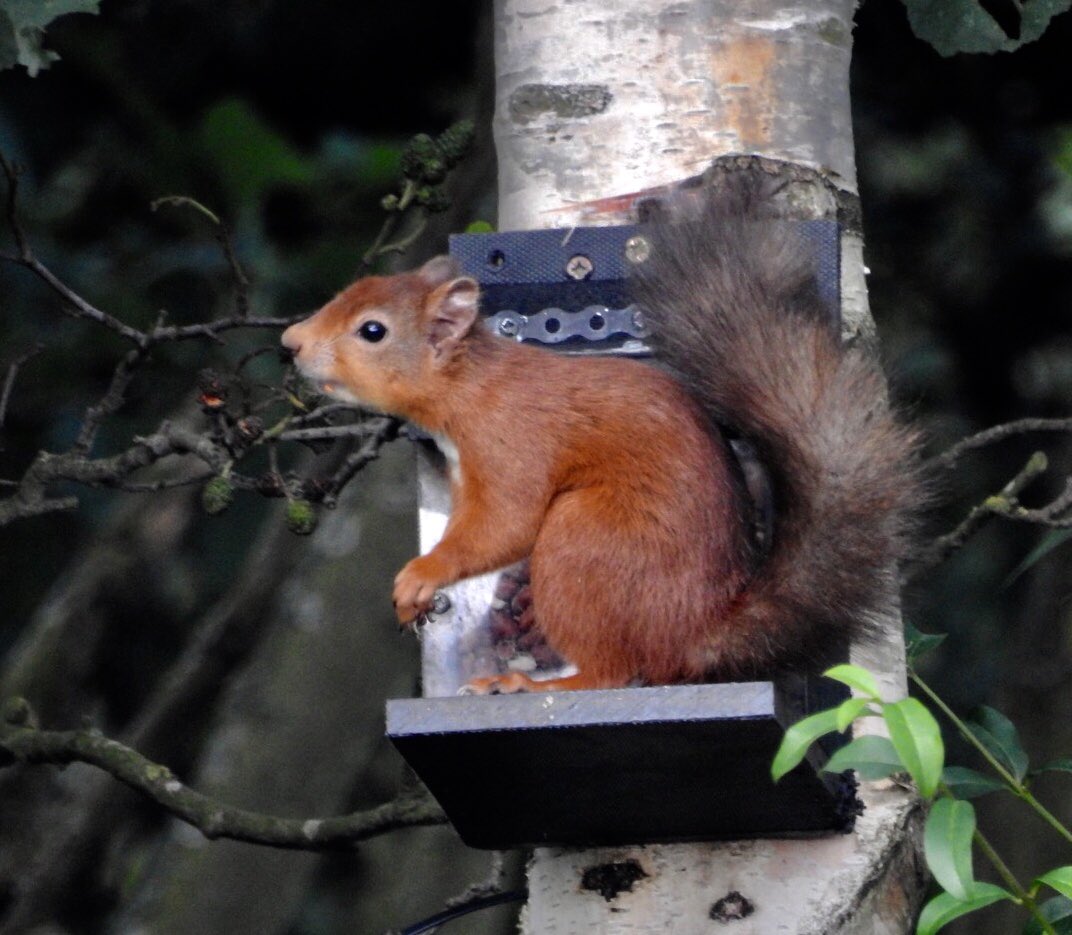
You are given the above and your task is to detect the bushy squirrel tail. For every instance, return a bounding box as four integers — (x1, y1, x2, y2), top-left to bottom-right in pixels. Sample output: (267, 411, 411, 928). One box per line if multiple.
(633, 169, 925, 677)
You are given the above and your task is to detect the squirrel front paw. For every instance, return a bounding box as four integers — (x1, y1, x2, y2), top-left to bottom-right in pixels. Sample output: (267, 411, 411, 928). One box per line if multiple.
(393, 555, 448, 627)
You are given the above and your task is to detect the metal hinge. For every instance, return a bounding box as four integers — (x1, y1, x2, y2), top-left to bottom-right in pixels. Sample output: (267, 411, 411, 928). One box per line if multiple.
(484, 304, 649, 355)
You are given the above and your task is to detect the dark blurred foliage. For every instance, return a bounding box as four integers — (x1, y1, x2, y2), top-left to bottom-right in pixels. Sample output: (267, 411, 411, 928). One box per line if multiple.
(854, 0, 1072, 707)
(1, 0, 1071, 932)
(854, 6, 1072, 929)
(0, 0, 487, 654)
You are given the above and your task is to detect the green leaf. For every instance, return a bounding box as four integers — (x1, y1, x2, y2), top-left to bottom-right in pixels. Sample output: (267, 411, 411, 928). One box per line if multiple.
(1003, 528, 1072, 587)
(199, 98, 314, 207)
(824, 734, 903, 780)
(1023, 895, 1072, 935)
(824, 664, 883, 700)
(916, 883, 1014, 935)
(1036, 868, 1072, 902)
(884, 697, 944, 798)
(901, 0, 1072, 57)
(1033, 757, 1072, 777)
(905, 622, 947, 662)
(966, 706, 1029, 782)
(941, 766, 1007, 799)
(0, 0, 100, 75)
(835, 697, 873, 731)
(771, 708, 841, 782)
(466, 220, 495, 234)
(1057, 128, 1072, 181)
(924, 798, 977, 900)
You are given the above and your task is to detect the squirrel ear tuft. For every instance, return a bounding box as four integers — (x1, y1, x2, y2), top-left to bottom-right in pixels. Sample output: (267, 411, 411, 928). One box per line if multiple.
(424, 277, 480, 359)
(417, 255, 461, 287)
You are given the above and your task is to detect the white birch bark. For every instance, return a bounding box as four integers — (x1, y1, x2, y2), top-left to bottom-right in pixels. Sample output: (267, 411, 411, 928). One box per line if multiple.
(492, 0, 924, 931)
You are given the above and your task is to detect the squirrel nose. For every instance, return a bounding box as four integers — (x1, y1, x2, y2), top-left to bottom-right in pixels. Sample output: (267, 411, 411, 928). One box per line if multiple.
(281, 323, 303, 354)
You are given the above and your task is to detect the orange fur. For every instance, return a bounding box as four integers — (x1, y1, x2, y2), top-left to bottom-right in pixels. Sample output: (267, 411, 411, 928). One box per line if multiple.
(283, 260, 751, 691)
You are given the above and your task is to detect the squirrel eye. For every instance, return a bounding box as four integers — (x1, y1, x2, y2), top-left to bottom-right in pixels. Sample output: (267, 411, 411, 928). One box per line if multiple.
(357, 320, 387, 343)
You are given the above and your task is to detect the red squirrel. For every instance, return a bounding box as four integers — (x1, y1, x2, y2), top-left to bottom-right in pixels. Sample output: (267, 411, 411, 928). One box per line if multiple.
(281, 174, 921, 693)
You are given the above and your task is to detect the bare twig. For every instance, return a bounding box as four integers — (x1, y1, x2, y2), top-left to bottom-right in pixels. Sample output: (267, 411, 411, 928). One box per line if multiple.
(912, 452, 1069, 573)
(0, 150, 29, 258)
(322, 416, 402, 507)
(73, 345, 152, 454)
(986, 474, 1072, 527)
(150, 195, 221, 226)
(279, 423, 397, 444)
(1, 238, 296, 347)
(0, 701, 447, 850)
(111, 470, 217, 493)
(362, 179, 419, 268)
(0, 343, 44, 435)
(151, 195, 250, 318)
(286, 403, 356, 425)
(217, 218, 251, 318)
(932, 418, 1072, 470)
(149, 315, 303, 342)
(911, 418, 1072, 572)
(5, 253, 149, 344)
(375, 216, 429, 260)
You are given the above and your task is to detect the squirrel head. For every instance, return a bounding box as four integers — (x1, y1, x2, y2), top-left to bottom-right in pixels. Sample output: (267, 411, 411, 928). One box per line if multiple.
(281, 256, 481, 418)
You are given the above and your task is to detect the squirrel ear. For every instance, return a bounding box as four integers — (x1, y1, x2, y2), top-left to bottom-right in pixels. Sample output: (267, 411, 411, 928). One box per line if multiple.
(417, 255, 461, 287)
(424, 277, 480, 359)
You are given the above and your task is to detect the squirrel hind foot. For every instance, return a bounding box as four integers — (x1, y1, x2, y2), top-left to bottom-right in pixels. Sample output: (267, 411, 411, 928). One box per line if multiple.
(461, 670, 634, 694)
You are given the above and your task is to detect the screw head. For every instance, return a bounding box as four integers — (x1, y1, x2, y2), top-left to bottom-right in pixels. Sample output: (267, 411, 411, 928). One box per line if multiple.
(565, 254, 594, 280)
(625, 235, 651, 264)
(497, 315, 520, 337)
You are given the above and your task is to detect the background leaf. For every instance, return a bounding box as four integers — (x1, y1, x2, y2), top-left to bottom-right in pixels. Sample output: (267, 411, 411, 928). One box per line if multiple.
(905, 622, 947, 662)
(967, 705, 1029, 781)
(1003, 528, 1072, 586)
(1036, 868, 1072, 902)
(941, 766, 1007, 799)
(199, 99, 314, 209)
(1023, 896, 1072, 935)
(901, 0, 1072, 56)
(1033, 757, 1072, 778)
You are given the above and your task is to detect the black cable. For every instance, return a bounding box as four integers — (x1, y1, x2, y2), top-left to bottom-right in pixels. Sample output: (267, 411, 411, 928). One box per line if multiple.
(400, 888, 528, 935)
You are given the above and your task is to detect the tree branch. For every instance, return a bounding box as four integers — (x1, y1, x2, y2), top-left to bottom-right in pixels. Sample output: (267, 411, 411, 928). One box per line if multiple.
(73, 344, 152, 455)
(0, 699, 447, 850)
(150, 195, 251, 318)
(0, 151, 407, 526)
(931, 417, 1072, 470)
(912, 452, 1072, 573)
(0, 423, 232, 526)
(321, 416, 403, 507)
(0, 342, 44, 437)
(911, 418, 1072, 572)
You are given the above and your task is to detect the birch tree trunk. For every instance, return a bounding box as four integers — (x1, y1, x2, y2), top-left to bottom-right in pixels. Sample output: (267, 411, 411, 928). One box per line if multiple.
(492, 1, 926, 931)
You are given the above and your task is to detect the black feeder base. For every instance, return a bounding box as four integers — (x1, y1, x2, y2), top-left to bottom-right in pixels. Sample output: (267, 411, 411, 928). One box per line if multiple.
(386, 675, 859, 849)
